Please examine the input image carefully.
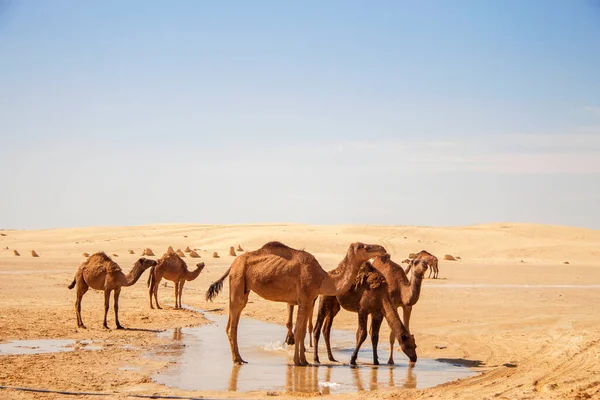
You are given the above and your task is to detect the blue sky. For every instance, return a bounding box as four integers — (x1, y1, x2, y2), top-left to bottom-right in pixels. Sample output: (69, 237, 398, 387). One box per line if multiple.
(1, 0, 599, 229)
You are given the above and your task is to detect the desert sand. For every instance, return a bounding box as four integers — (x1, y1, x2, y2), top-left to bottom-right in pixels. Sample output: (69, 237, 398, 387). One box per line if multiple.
(1, 223, 599, 400)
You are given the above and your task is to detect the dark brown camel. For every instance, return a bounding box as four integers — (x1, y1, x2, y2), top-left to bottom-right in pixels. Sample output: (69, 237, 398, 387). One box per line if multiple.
(205, 241, 399, 366)
(67, 252, 157, 329)
(312, 261, 419, 365)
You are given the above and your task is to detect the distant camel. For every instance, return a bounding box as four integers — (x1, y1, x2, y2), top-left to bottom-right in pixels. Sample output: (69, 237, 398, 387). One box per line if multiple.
(406, 250, 439, 279)
(205, 241, 397, 366)
(148, 251, 205, 309)
(313, 260, 420, 365)
(67, 252, 157, 329)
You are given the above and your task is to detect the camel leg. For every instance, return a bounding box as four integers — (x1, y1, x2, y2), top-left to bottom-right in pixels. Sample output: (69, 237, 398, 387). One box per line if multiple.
(284, 304, 295, 345)
(370, 313, 384, 365)
(403, 305, 413, 333)
(103, 290, 111, 329)
(308, 302, 314, 348)
(312, 302, 325, 364)
(75, 278, 88, 328)
(428, 266, 433, 279)
(178, 280, 185, 309)
(293, 301, 311, 366)
(227, 276, 249, 365)
(387, 327, 395, 365)
(323, 315, 338, 362)
(350, 310, 369, 365)
(153, 275, 162, 309)
(174, 281, 180, 309)
(114, 288, 124, 329)
(434, 263, 439, 279)
(149, 277, 155, 309)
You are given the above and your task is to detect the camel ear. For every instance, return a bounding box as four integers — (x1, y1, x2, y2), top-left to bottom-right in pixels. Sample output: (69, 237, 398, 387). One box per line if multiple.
(382, 253, 390, 261)
(356, 243, 364, 249)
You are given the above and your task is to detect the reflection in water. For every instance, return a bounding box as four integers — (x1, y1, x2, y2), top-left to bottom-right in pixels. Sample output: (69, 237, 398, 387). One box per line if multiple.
(150, 311, 473, 394)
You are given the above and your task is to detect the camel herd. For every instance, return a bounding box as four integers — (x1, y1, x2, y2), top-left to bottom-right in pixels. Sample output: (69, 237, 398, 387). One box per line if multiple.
(67, 242, 440, 368)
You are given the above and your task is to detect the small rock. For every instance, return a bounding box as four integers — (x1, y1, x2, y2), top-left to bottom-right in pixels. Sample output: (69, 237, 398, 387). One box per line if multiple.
(213, 252, 220, 258)
(435, 345, 447, 349)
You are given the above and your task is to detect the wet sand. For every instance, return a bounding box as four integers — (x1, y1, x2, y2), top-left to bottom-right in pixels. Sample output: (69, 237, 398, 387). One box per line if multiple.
(1, 223, 600, 399)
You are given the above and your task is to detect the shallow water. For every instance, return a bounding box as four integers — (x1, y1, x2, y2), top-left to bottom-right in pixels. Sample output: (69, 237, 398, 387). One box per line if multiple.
(0, 339, 102, 355)
(426, 283, 600, 289)
(151, 310, 474, 394)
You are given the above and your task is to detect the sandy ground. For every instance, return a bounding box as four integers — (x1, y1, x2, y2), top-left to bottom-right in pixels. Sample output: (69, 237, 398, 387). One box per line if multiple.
(1, 223, 599, 400)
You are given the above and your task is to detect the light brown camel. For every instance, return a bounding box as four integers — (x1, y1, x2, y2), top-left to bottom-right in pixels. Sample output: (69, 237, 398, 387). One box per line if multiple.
(312, 260, 420, 365)
(205, 241, 399, 366)
(148, 251, 205, 309)
(405, 250, 439, 279)
(371, 254, 428, 364)
(67, 252, 157, 329)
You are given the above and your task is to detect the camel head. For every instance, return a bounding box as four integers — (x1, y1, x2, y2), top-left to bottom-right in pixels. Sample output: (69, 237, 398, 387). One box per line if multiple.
(135, 257, 158, 270)
(195, 262, 205, 271)
(410, 259, 428, 277)
(399, 333, 418, 364)
(349, 242, 387, 262)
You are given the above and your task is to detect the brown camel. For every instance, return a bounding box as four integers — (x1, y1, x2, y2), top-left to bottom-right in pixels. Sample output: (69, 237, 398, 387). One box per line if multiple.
(371, 254, 428, 364)
(67, 252, 157, 329)
(405, 250, 439, 279)
(313, 260, 420, 365)
(205, 241, 403, 366)
(148, 251, 205, 309)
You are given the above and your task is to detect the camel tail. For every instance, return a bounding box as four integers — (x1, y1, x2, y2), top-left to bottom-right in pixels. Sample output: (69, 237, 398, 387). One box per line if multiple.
(205, 267, 231, 302)
(147, 266, 155, 288)
(68, 277, 76, 290)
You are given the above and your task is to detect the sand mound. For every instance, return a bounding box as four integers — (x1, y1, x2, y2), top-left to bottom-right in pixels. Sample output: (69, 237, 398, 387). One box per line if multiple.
(189, 250, 200, 258)
(229, 246, 237, 256)
(112, 253, 118, 257)
(213, 252, 220, 258)
(128, 250, 134, 254)
(0, 233, 6, 236)
(143, 248, 155, 256)
(408, 252, 417, 259)
(167, 246, 174, 253)
(236, 245, 244, 252)
(13, 250, 20, 256)
(82, 252, 89, 257)
(176, 249, 186, 257)
(185, 246, 192, 253)
(31, 250, 39, 257)
(444, 254, 456, 261)
(564, 261, 570, 264)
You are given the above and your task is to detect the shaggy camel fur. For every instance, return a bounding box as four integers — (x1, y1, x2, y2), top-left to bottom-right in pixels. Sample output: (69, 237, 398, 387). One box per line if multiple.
(67, 252, 157, 329)
(148, 251, 205, 309)
(406, 250, 439, 279)
(371, 255, 428, 364)
(313, 260, 419, 365)
(205, 241, 389, 366)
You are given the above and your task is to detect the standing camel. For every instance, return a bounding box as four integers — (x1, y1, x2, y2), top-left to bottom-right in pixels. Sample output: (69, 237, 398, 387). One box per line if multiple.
(405, 250, 439, 279)
(205, 241, 410, 366)
(371, 254, 428, 364)
(67, 252, 157, 329)
(312, 259, 421, 365)
(148, 251, 205, 309)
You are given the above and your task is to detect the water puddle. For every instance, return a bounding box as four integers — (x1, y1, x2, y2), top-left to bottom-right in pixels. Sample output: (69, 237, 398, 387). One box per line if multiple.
(151, 310, 474, 394)
(0, 339, 102, 355)
(426, 283, 600, 289)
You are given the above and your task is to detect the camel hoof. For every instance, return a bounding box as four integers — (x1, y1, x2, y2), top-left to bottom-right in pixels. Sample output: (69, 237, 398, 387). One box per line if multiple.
(116, 325, 124, 330)
(350, 359, 357, 365)
(328, 357, 338, 363)
(103, 324, 109, 329)
(78, 325, 86, 329)
(313, 358, 320, 364)
(374, 360, 380, 365)
(233, 359, 248, 365)
(387, 359, 394, 365)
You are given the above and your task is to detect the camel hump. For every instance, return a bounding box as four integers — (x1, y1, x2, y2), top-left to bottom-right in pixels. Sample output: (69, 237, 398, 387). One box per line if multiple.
(261, 241, 291, 250)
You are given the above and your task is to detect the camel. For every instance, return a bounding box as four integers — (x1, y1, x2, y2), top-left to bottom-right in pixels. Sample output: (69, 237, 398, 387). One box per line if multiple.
(67, 252, 157, 329)
(205, 241, 407, 366)
(405, 250, 439, 279)
(371, 254, 428, 364)
(312, 259, 421, 365)
(148, 251, 205, 309)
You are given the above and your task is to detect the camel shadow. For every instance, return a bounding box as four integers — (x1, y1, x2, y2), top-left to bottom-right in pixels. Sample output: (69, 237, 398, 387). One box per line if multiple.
(435, 358, 485, 368)
(119, 327, 162, 333)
